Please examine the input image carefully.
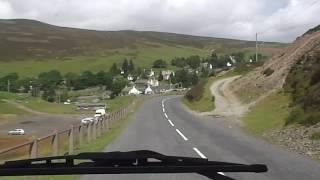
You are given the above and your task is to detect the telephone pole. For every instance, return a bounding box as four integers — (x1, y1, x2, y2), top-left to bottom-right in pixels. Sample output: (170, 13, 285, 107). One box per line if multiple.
(255, 33, 258, 62)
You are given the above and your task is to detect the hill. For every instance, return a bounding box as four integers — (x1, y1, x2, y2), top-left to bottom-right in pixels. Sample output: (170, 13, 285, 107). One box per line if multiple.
(0, 19, 284, 77)
(230, 26, 320, 104)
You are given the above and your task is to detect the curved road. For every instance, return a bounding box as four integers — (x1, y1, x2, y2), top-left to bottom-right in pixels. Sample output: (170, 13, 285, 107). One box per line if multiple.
(82, 96, 320, 180)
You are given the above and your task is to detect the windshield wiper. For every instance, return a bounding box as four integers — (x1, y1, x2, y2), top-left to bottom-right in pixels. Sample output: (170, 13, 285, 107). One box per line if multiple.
(0, 150, 267, 180)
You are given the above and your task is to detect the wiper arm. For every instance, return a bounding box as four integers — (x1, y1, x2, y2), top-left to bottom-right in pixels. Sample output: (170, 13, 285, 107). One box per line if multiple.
(0, 150, 267, 180)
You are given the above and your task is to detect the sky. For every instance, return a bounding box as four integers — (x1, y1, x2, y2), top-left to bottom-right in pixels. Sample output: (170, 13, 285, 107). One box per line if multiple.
(0, 0, 319, 42)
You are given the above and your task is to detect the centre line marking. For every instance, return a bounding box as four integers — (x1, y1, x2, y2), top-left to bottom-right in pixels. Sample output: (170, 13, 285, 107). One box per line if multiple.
(164, 113, 168, 119)
(193, 147, 207, 159)
(176, 129, 188, 141)
(162, 107, 165, 112)
(168, 119, 175, 126)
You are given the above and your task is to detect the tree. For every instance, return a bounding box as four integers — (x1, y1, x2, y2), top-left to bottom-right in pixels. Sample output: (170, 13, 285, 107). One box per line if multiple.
(64, 72, 78, 88)
(38, 70, 62, 90)
(153, 59, 167, 68)
(96, 71, 106, 85)
(187, 55, 201, 69)
(128, 59, 135, 73)
(0, 73, 19, 92)
(109, 63, 120, 75)
(122, 59, 129, 75)
(111, 77, 128, 97)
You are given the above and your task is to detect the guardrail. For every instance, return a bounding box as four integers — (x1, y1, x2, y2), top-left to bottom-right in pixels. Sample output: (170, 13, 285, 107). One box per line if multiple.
(0, 101, 135, 162)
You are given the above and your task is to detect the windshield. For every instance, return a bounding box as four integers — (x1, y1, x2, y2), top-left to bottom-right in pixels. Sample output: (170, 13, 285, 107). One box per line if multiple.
(0, 0, 319, 180)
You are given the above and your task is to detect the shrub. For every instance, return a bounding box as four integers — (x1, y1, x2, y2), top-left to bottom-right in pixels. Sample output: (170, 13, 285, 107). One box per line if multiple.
(285, 107, 305, 125)
(263, 68, 274, 76)
(310, 132, 320, 140)
(185, 80, 206, 102)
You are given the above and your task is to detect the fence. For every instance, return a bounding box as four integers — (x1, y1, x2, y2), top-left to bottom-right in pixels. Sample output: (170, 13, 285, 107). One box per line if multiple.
(0, 101, 135, 162)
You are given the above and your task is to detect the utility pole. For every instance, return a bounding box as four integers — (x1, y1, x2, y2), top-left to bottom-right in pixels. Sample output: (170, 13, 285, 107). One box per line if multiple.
(7, 80, 10, 93)
(255, 33, 258, 62)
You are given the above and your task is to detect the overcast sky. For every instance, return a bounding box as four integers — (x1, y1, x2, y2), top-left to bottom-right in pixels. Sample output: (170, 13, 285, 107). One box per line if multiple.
(0, 0, 319, 42)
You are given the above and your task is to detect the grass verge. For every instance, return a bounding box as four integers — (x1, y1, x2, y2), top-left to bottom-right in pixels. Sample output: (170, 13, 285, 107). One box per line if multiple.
(243, 91, 291, 136)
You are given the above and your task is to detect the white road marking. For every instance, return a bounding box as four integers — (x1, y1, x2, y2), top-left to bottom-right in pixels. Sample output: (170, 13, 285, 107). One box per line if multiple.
(218, 172, 226, 175)
(162, 107, 165, 112)
(164, 113, 168, 119)
(176, 129, 188, 141)
(193, 147, 207, 159)
(168, 119, 175, 126)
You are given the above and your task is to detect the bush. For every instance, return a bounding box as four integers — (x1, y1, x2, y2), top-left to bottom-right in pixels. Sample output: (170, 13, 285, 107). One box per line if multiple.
(263, 68, 274, 76)
(285, 107, 305, 125)
(185, 80, 206, 102)
(310, 132, 320, 140)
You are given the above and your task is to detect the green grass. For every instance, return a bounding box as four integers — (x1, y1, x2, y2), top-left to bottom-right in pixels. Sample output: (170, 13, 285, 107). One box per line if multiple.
(106, 96, 136, 112)
(182, 77, 215, 112)
(21, 98, 76, 114)
(243, 91, 291, 136)
(0, 91, 76, 114)
(0, 44, 210, 78)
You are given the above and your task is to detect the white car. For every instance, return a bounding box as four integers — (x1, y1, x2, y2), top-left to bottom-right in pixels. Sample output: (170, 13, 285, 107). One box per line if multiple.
(95, 109, 106, 117)
(8, 129, 25, 135)
(81, 117, 94, 125)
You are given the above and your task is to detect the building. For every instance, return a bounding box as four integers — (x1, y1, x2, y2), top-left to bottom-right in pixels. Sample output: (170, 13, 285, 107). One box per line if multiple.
(162, 70, 174, 80)
(148, 78, 159, 87)
(144, 85, 153, 95)
(127, 74, 134, 81)
(128, 86, 141, 95)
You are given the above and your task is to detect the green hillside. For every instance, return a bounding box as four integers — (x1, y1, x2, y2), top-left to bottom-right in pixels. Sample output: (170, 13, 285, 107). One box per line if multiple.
(0, 19, 285, 77)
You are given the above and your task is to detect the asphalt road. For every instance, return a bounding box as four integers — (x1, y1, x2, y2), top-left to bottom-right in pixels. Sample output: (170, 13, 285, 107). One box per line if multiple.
(81, 96, 320, 180)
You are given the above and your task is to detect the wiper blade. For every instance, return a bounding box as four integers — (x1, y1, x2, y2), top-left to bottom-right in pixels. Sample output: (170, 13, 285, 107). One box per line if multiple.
(0, 150, 267, 180)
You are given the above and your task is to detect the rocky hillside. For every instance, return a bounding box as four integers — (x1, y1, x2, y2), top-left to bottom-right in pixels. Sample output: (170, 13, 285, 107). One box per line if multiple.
(230, 27, 320, 103)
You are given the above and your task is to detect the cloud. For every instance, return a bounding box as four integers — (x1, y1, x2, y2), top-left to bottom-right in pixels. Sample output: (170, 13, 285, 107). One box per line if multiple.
(0, 0, 319, 42)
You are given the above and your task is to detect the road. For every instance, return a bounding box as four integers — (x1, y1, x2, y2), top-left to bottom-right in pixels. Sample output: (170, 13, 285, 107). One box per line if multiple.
(81, 96, 320, 180)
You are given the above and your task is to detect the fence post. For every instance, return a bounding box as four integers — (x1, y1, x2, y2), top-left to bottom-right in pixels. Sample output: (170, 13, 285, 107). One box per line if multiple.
(101, 118, 105, 133)
(68, 125, 74, 155)
(87, 123, 91, 143)
(79, 125, 83, 147)
(92, 122, 97, 140)
(30, 137, 38, 159)
(97, 120, 102, 137)
(52, 131, 59, 156)
(106, 115, 110, 131)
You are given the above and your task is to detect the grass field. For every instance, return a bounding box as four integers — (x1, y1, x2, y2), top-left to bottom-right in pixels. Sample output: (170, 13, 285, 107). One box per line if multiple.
(0, 91, 76, 114)
(243, 91, 291, 136)
(0, 44, 210, 77)
(106, 96, 136, 112)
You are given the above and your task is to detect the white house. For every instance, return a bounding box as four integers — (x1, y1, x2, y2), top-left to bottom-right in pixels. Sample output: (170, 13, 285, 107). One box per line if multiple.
(149, 69, 155, 77)
(127, 74, 134, 81)
(128, 86, 141, 95)
(162, 70, 173, 80)
(144, 85, 153, 95)
(148, 78, 159, 87)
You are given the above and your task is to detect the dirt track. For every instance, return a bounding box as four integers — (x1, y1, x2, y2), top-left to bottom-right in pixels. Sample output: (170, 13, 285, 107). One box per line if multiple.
(202, 76, 248, 125)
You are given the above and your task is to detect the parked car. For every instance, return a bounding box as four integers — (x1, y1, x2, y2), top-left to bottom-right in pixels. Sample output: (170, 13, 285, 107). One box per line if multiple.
(81, 117, 94, 125)
(94, 109, 106, 118)
(8, 129, 25, 135)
